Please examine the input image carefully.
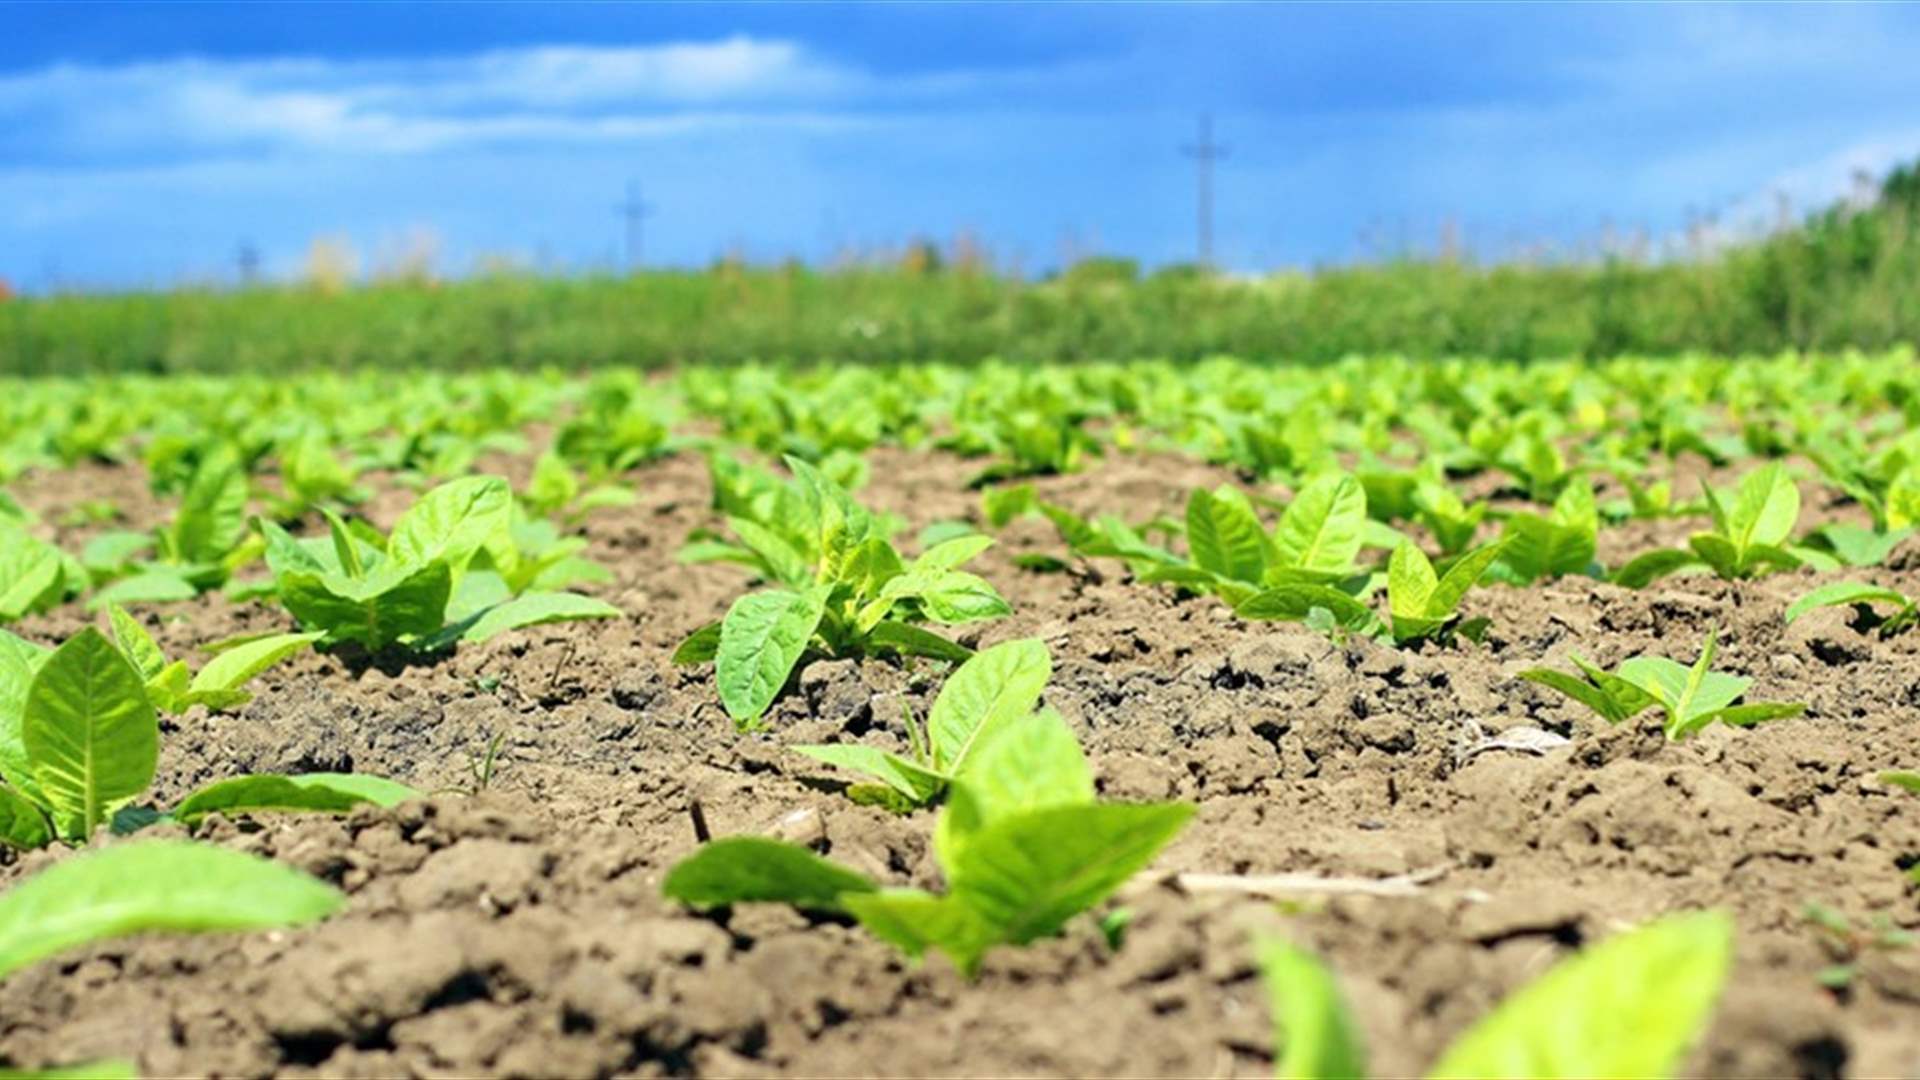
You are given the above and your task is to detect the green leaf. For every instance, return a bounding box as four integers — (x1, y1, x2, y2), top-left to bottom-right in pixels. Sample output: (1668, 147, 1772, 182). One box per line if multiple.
(926, 638, 1051, 773)
(1785, 581, 1911, 625)
(1387, 543, 1438, 619)
(106, 605, 170, 682)
(1726, 463, 1799, 551)
(187, 631, 321, 696)
(23, 628, 158, 841)
(1259, 939, 1370, 1080)
(1611, 548, 1705, 589)
(171, 772, 420, 825)
(1273, 474, 1367, 575)
(913, 534, 995, 575)
(1880, 771, 1920, 795)
(1427, 911, 1732, 1079)
(980, 484, 1037, 527)
(1699, 702, 1805, 729)
(1519, 668, 1635, 725)
(0, 536, 63, 621)
(168, 453, 249, 565)
(662, 836, 876, 913)
(1237, 585, 1382, 635)
(1186, 486, 1267, 585)
(0, 840, 346, 983)
(867, 620, 974, 662)
(85, 570, 199, 611)
(454, 591, 621, 645)
(715, 588, 828, 725)
(1426, 541, 1506, 618)
(842, 888, 999, 974)
(944, 801, 1195, 948)
(278, 560, 452, 650)
(0, 785, 51, 851)
(790, 743, 947, 805)
(729, 517, 811, 587)
(916, 571, 1012, 624)
(672, 621, 722, 665)
(0, 1058, 137, 1079)
(387, 476, 512, 572)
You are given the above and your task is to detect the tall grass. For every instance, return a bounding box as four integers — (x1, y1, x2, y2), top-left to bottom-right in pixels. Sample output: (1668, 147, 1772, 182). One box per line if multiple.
(6, 165, 1920, 374)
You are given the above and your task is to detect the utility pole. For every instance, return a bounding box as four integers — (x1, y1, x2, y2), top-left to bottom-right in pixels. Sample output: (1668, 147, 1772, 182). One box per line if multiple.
(1181, 114, 1229, 269)
(236, 241, 261, 287)
(615, 179, 653, 272)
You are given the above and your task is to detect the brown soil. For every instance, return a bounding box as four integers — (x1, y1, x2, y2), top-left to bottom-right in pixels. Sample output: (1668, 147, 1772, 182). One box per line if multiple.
(2, 448, 1918, 1079)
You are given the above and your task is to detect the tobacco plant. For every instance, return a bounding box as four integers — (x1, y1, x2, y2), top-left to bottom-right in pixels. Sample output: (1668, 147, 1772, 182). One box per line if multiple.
(1261, 911, 1731, 1079)
(1786, 581, 1920, 636)
(676, 456, 1009, 728)
(84, 449, 264, 609)
(790, 638, 1051, 809)
(259, 476, 620, 653)
(663, 642, 1193, 975)
(105, 605, 318, 715)
(1520, 629, 1804, 740)
(0, 627, 419, 850)
(1613, 463, 1803, 587)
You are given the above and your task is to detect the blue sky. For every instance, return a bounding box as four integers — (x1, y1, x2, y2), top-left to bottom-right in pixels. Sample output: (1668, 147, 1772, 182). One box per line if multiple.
(6, 3, 1920, 289)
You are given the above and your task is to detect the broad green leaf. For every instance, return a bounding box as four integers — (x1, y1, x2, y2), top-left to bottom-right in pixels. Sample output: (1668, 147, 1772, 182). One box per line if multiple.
(1785, 581, 1911, 624)
(917, 571, 1011, 624)
(0, 1058, 137, 1079)
(0, 785, 51, 850)
(85, 571, 199, 611)
(1880, 771, 1920, 795)
(1387, 543, 1438, 620)
(945, 801, 1195, 948)
(662, 836, 876, 912)
(981, 484, 1037, 527)
(188, 631, 322, 695)
(672, 621, 722, 665)
(23, 628, 158, 841)
(1726, 463, 1799, 550)
(1237, 585, 1382, 636)
(388, 476, 512, 572)
(169, 455, 249, 565)
(914, 534, 995, 576)
(0, 535, 62, 621)
(1499, 513, 1596, 584)
(842, 888, 1000, 975)
(0, 840, 346, 983)
(729, 517, 811, 587)
(1698, 702, 1805, 730)
(1, 632, 57, 808)
(715, 588, 828, 724)
(1612, 548, 1705, 589)
(455, 591, 621, 645)
(1427, 911, 1732, 1079)
(1809, 524, 1910, 568)
(1259, 939, 1370, 1080)
(171, 772, 421, 825)
(938, 709, 1094, 867)
(1273, 474, 1366, 575)
(867, 620, 974, 662)
(927, 638, 1051, 773)
(80, 530, 152, 574)
(278, 560, 452, 650)
(106, 605, 169, 682)
(1186, 486, 1267, 584)
(790, 743, 947, 805)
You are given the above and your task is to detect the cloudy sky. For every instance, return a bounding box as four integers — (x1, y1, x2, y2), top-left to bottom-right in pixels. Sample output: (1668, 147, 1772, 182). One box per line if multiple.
(6, 3, 1920, 288)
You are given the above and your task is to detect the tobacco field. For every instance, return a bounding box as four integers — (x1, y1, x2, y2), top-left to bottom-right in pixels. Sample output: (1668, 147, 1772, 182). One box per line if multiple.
(0, 352, 1917, 1078)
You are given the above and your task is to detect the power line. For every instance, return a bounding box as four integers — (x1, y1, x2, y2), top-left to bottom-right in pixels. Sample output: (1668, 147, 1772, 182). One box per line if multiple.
(1180, 114, 1229, 269)
(615, 179, 653, 271)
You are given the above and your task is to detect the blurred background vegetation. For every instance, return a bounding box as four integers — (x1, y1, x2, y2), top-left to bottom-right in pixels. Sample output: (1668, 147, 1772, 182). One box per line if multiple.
(5, 163, 1918, 375)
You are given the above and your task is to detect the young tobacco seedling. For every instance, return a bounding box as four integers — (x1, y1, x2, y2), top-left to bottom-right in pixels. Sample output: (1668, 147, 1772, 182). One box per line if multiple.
(790, 638, 1051, 809)
(1785, 581, 1920, 636)
(85, 449, 265, 609)
(1383, 539, 1508, 646)
(259, 476, 620, 654)
(521, 450, 637, 524)
(675, 456, 1009, 728)
(1488, 479, 1602, 585)
(105, 605, 319, 715)
(663, 646, 1193, 976)
(0, 627, 420, 851)
(1613, 463, 1802, 587)
(1520, 629, 1804, 740)
(1261, 910, 1731, 1079)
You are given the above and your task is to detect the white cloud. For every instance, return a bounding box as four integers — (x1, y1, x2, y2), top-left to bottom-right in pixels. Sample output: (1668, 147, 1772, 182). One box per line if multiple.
(0, 36, 876, 159)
